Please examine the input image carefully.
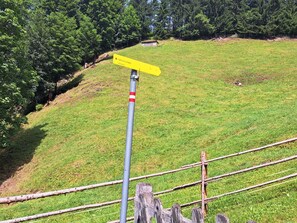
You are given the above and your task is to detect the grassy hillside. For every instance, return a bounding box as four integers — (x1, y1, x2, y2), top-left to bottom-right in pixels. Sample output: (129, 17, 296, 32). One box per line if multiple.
(0, 39, 296, 222)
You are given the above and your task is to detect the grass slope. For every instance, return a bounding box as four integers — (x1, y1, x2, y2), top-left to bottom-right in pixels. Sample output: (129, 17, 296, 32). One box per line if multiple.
(0, 39, 297, 222)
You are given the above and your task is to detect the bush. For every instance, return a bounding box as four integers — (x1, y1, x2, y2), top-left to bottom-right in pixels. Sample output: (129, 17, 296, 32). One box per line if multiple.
(35, 104, 43, 111)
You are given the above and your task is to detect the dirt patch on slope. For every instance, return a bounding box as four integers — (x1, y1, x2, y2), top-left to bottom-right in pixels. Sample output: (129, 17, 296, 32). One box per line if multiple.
(226, 73, 272, 86)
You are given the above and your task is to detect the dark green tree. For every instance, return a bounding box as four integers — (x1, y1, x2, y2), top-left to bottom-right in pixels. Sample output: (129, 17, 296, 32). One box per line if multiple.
(77, 14, 102, 64)
(150, 0, 160, 34)
(214, 0, 237, 35)
(194, 12, 215, 37)
(237, 0, 267, 37)
(170, 0, 181, 37)
(115, 5, 141, 47)
(170, 0, 190, 38)
(173, 0, 213, 39)
(27, 9, 54, 104)
(40, 0, 80, 18)
(129, 0, 153, 39)
(0, 0, 37, 147)
(87, 0, 122, 51)
(266, 0, 297, 36)
(199, 0, 235, 36)
(78, 0, 92, 15)
(47, 12, 81, 81)
(28, 10, 81, 103)
(154, 0, 171, 39)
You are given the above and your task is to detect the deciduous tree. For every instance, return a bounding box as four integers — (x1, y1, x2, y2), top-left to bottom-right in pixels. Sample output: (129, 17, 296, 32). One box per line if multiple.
(0, 0, 37, 147)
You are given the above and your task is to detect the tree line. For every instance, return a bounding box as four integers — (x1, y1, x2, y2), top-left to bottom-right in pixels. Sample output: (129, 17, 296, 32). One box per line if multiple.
(154, 0, 297, 40)
(0, 0, 296, 147)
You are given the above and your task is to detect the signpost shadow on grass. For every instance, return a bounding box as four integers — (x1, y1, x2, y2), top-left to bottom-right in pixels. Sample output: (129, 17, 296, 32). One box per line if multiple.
(0, 124, 47, 188)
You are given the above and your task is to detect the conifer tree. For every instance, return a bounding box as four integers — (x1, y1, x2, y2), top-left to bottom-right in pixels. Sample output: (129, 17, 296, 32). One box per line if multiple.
(27, 9, 54, 104)
(115, 5, 141, 47)
(129, 0, 153, 39)
(154, 0, 171, 39)
(77, 14, 102, 64)
(265, 0, 297, 36)
(237, 0, 267, 37)
(87, 0, 122, 51)
(170, 0, 190, 38)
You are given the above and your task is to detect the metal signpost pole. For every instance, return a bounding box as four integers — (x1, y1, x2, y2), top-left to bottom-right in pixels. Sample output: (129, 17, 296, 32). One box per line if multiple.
(120, 69, 138, 223)
(113, 54, 160, 223)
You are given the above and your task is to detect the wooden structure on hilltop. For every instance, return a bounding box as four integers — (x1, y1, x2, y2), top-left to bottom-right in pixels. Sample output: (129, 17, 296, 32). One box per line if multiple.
(141, 40, 159, 47)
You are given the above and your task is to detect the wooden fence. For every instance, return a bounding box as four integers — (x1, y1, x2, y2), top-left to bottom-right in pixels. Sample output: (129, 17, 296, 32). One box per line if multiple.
(133, 183, 256, 223)
(109, 153, 296, 223)
(0, 137, 296, 223)
(134, 183, 229, 223)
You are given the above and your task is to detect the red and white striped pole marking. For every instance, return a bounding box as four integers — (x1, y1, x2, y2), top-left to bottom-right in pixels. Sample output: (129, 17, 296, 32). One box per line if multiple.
(129, 92, 136, 103)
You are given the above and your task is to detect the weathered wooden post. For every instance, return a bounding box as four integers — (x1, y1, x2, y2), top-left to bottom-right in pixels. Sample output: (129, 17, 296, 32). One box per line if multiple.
(215, 214, 229, 223)
(191, 208, 204, 223)
(134, 183, 155, 223)
(154, 198, 171, 223)
(135, 183, 195, 223)
(171, 204, 192, 223)
(201, 151, 208, 218)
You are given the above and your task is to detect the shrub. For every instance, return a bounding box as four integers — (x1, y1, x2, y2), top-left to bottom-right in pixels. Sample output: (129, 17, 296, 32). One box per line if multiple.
(35, 104, 43, 111)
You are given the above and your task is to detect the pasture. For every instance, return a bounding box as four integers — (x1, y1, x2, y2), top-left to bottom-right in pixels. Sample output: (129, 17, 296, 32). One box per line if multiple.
(0, 39, 296, 222)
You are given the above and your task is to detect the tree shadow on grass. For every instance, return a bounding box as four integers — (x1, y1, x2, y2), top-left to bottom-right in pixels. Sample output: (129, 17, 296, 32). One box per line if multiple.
(0, 124, 47, 187)
(57, 73, 85, 94)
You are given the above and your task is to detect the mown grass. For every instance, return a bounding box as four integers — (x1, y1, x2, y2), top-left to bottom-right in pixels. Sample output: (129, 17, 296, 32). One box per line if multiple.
(0, 39, 296, 222)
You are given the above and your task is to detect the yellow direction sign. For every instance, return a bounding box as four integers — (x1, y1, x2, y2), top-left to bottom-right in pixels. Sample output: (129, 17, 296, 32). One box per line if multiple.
(113, 54, 161, 76)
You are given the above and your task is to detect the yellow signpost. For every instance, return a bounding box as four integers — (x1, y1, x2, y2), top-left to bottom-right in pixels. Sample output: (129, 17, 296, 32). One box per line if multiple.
(113, 54, 161, 76)
(113, 54, 161, 223)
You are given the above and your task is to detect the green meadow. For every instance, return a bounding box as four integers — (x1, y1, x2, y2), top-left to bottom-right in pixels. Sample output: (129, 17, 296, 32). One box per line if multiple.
(0, 39, 296, 222)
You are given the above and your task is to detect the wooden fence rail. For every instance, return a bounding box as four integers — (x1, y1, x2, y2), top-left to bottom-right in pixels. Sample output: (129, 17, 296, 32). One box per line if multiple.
(173, 155, 297, 192)
(180, 173, 297, 208)
(182, 137, 297, 168)
(1, 173, 295, 223)
(1, 137, 296, 204)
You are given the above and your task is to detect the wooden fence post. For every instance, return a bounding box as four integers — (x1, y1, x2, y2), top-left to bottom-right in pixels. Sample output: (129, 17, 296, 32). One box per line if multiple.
(154, 198, 171, 223)
(135, 183, 194, 223)
(171, 204, 192, 223)
(201, 151, 208, 218)
(215, 214, 229, 223)
(134, 183, 155, 223)
(191, 208, 204, 223)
